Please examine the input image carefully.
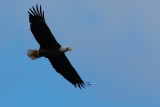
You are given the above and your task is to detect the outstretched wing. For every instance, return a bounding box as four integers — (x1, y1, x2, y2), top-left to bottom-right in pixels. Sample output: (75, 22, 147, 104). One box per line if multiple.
(28, 5, 60, 49)
(48, 54, 90, 88)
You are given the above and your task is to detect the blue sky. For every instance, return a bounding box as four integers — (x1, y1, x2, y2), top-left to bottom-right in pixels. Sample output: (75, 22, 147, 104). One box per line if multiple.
(0, 0, 160, 107)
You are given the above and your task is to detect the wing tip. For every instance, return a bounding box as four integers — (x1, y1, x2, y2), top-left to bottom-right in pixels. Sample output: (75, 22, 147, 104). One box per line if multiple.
(75, 82, 91, 89)
(28, 4, 44, 18)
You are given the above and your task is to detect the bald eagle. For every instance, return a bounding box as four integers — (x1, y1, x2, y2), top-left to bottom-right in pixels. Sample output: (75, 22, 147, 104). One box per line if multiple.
(27, 5, 90, 88)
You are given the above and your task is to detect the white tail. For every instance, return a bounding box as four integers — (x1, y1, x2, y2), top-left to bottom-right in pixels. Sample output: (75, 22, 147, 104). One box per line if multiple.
(27, 49, 41, 60)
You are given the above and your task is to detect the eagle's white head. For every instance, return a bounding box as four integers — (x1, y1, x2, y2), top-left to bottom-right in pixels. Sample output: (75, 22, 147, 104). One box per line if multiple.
(59, 46, 72, 52)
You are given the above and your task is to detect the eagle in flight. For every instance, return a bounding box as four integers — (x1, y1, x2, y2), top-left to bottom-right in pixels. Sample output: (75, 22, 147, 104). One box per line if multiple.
(27, 5, 90, 88)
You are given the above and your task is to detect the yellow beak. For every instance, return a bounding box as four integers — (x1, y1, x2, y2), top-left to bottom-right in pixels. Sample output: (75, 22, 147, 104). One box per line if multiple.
(67, 47, 72, 51)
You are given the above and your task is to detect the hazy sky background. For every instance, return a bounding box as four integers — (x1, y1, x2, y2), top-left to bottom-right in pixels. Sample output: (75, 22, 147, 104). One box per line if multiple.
(0, 0, 160, 107)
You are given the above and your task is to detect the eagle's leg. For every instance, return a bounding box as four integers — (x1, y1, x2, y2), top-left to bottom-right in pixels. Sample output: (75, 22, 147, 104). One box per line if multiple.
(27, 49, 42, 60)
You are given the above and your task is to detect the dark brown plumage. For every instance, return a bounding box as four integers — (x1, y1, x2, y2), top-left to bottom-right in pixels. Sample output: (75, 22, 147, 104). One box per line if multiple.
(27, 5, 90, 88)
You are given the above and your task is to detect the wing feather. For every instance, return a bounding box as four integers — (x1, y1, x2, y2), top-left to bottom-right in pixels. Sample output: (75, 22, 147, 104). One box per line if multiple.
(48, 54, 89, 88)
(36, 5, 40, 16)
(39, 5, 42, 16)
(28, 5, 60, 49)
